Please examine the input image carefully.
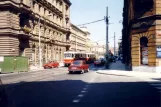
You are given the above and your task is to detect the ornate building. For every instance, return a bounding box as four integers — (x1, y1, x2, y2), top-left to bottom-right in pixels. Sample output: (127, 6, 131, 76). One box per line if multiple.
(123, 0, 161, 73)
(70, 24, 88, 52)
(0, 0, 71, 68)
(90, 42, 106, 59)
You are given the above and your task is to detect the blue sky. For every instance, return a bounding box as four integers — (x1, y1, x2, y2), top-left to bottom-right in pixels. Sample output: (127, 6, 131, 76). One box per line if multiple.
(70, 0, 123, 47)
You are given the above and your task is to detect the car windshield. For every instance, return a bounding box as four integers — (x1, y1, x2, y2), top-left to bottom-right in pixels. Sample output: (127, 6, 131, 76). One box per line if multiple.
(72, 61, 82, 65)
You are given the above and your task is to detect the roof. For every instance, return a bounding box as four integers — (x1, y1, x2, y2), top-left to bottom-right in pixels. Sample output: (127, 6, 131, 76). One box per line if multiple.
(63, 0, 72, 6)
(71, 23, 87, 35)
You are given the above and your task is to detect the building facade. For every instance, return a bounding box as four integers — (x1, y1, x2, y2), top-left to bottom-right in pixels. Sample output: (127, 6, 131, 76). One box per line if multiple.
(90, 42, 106, 59)
(70, 24, 87, 52)
(0, 0, 71, 68)
(123, 0, 161, 73)
(80, 27, 91, 52)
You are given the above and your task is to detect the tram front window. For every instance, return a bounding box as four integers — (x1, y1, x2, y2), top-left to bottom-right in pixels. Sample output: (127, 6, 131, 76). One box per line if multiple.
(65, 54, 72, 58)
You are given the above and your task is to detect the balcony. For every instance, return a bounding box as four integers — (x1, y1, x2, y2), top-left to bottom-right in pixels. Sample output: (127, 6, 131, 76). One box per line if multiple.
(20, 0, 32, 7)
(19, 0, 32, 13)
(66, 40, 71, 46)
(38, 0, 63, 18)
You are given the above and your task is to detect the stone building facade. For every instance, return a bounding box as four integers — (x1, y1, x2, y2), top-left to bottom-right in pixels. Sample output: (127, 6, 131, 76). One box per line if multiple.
(0, 0, 71, 68)
(70, 24, 87, 52)
(90, 42, 106, 59)
(123, 0, 161, 73)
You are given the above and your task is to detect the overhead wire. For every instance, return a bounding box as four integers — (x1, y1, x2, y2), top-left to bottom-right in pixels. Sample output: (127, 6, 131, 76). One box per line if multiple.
(77, 18, 105, 26)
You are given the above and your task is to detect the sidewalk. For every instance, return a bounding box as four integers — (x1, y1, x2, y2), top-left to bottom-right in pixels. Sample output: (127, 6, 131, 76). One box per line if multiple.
(109, 61, 126, 71)
(97, 61, 161, 82)
(0, 64, 65, 77)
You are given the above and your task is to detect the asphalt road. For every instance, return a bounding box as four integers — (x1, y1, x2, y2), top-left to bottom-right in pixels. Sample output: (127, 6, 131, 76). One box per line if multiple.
(1, 66, 161, 107)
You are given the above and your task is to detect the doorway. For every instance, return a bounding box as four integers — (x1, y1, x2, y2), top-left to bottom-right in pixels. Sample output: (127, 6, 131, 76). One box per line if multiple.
(140, 37, 148, 65)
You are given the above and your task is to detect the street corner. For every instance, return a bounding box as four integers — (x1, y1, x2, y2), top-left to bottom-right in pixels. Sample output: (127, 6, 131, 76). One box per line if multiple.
(96, 70, 131, 77)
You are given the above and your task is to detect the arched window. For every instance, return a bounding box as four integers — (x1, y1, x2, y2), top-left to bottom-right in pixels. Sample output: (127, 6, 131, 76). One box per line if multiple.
(140, 37, 148, 65)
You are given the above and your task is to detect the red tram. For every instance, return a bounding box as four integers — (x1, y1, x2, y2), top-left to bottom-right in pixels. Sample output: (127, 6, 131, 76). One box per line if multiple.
(64, 52, 96, 66)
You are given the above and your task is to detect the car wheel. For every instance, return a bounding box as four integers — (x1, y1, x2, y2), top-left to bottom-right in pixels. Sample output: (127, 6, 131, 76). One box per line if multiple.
(81, 69, 84, 74)
(86, 68, 89, 72)
(69, 71, 73, 74)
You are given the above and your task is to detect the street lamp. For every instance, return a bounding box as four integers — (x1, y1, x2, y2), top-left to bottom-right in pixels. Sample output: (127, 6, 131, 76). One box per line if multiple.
(38, 14, 52, 68)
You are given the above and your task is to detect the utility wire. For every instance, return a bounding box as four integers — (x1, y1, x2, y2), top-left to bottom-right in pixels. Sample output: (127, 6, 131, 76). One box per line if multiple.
(77, 18, 105, 26)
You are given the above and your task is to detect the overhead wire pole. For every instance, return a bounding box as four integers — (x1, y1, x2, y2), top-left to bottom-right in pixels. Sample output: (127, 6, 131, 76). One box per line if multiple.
(106, 7, 109, 54)
(114, 32, 116, 56)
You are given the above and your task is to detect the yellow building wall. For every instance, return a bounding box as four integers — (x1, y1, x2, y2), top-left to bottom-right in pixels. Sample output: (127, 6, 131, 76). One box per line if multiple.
(156, 0, 161, 14)
(131, 29, 156, 67)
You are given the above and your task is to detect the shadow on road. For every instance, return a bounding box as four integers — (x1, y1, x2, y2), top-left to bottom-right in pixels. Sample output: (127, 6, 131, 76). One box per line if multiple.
(151, 78, 161, 81)
(1, 79, 160, 107)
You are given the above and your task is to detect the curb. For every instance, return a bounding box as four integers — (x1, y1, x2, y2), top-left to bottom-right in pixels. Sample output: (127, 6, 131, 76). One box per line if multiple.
(96, 72, 132, 77)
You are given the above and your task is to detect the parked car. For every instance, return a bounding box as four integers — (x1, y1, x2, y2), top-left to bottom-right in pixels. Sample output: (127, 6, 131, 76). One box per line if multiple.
(100, 58, 106, 66)
(0, 79, 8, 107)
(68, 60, 89, 74)
(94, 58, 105, 66)
(94, 59, 102, 66)
(43, 61, 59, 69)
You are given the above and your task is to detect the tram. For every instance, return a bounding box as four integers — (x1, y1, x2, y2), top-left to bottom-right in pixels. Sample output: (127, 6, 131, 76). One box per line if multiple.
(64, 52, 96, 67)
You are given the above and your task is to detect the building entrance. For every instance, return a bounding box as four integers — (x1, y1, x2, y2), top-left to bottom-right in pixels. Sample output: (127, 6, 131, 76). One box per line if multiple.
(140, 37, 148, 65)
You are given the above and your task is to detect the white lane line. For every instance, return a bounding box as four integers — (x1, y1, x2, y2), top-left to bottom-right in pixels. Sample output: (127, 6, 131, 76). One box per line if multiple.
(77, 94, 84, 98)
(73, 99, 80, 103)
(72, 84, 90, 103)
(72, 73, 97, 104)
(81, 90, 87, 93)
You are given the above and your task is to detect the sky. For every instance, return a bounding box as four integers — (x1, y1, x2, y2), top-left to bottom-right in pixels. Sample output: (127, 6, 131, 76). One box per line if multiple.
(70, 0, 123, 48)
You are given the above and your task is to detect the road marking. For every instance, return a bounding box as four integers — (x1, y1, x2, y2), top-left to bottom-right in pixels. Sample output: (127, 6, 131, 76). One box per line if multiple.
(73, 99, 80, 103)
(81, 90, 87, 93)
(72, 73, 97, 104)
(78, 94, 84, 98)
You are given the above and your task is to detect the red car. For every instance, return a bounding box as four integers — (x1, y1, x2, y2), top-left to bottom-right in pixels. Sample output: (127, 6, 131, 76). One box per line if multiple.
(43, 61, 59, 69)
(68, 60, 89, 74)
